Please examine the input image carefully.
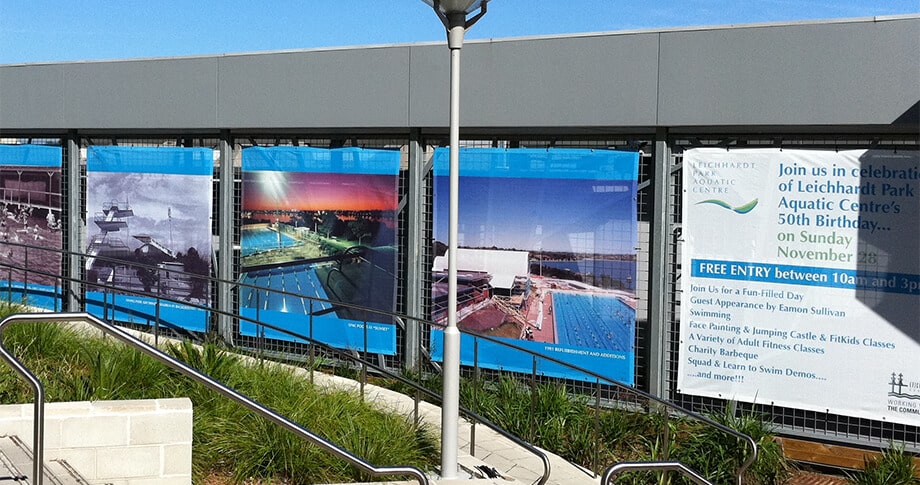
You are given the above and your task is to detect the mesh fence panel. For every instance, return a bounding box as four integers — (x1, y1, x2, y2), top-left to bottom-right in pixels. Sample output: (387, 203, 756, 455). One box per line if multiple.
(8, 129, 917, 452)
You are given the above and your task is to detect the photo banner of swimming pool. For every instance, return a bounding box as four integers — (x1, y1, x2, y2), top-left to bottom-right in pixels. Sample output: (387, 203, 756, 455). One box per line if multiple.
(85, 146, 214, 333)
(0, 144, 63, 311)
(430, 148, 639, 384)
(679, 148, 920, 426)
(239, 146, 400, 355)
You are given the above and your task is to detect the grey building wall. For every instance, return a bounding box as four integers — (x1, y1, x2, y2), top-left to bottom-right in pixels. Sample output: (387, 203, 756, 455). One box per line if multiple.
(0, 15, 917, 133)
(657, 18, 920, 129)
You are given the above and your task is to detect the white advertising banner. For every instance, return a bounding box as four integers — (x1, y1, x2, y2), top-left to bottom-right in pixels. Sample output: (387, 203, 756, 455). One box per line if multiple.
(679, 148, 920, 426)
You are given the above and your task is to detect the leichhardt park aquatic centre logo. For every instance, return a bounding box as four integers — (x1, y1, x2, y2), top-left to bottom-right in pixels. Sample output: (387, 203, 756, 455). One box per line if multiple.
(689, 158, 759, 214)
(887, 372, 920, 418)
(696, 198, 759, 214)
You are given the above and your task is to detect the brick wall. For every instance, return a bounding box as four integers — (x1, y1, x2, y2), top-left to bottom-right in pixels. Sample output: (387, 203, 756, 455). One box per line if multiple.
(0, 398, 192, 485)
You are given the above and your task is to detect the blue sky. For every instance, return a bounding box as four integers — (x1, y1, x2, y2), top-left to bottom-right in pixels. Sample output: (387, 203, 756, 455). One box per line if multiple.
(434, 175, 638, 255)
(1, 1, 917, 64)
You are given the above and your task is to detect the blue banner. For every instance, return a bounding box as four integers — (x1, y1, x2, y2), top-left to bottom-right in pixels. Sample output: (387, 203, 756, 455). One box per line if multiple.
(85, 146, 213, 332)
(0, 144, 63, 310)
(243, 146, 400, 174)
(0, 282, 62, 312)
(88, 146, 213, 175)
(239, 308, 396, 355)
(433, 147, 638, 180)
(691, 258, 920, 296)
(431, 330, 635, 384)
(0, 144, 61, 167)
(85, 292, 208, 333)
(431, 148, 640, 384)
(239, 147, 401, 354)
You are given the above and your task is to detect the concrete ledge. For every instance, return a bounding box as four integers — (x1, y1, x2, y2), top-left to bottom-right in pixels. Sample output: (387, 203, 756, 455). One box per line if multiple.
(0, 398, 192, 485)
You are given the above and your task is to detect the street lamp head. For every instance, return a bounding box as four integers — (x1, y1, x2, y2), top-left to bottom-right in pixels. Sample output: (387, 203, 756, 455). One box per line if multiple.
(421, 0, 488, 15)
(422, 0, 489, 32)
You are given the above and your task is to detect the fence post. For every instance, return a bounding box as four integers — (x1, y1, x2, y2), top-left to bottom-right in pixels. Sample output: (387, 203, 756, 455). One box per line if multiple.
(216, 135, 235, 344)
(647, 127, 673, 399)
(65, 135, 83, 312)
(403, 132, 426, 370)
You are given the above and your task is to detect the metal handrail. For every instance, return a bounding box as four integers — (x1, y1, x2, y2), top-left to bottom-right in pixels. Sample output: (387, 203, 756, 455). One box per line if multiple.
(602, 461, 713, 485)
(0, 247, 554, 485)
(0, 312, 430, 485)
(2, 243, 757, 485)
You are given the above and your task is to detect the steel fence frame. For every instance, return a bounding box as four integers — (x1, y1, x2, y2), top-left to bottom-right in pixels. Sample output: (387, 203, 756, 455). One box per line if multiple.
(1, 128, 917, 453)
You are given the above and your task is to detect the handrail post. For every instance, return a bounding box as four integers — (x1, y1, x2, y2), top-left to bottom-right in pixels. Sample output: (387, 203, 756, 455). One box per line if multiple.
(593, 378, 601, 475)
(255, 291, 263, 364)
(23, 248, 29, 302)
(530, 356, 537, 440)
(662, 404, 670, 462)
(414, 317, 422, 426)
(361, 315, 368, 399)
(470, 338, 479, 456)
(155, 275, 162, 346)
(308, 299, 315, 385)
(0, 336, 45, 485)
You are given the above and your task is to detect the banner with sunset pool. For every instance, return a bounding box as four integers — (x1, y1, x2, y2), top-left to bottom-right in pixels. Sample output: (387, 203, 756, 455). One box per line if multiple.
(239, 147, 400, 355)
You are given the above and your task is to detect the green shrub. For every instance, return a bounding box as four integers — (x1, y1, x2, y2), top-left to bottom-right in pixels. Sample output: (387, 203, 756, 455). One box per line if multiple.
(452, 373, 789, 485)
(673, 402, 788, 485)
(845, 443, 918, 485)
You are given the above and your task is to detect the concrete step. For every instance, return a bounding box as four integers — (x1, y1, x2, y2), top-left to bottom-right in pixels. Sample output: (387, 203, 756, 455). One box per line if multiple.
(0, 435, 91, 485)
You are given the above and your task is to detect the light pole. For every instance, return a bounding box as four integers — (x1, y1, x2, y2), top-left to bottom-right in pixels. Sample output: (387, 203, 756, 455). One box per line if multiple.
(421, 0, 489, 479)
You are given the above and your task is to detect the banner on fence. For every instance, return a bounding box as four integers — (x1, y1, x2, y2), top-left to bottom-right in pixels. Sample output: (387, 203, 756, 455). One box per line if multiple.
(430, 147, 639, 384)
(679, 148, 920, 425)
(0, 144, 63, 310)
(85, 146, 213, 332)
(239, 147, 400, 355)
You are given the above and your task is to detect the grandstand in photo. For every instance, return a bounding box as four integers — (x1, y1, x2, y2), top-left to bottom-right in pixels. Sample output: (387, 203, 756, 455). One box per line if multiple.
(432, 248, 637, 348)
